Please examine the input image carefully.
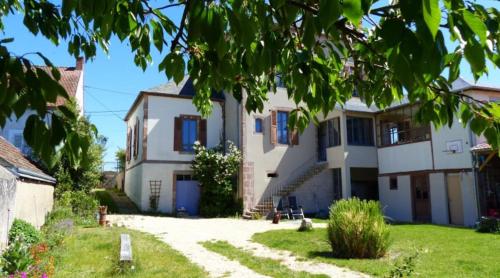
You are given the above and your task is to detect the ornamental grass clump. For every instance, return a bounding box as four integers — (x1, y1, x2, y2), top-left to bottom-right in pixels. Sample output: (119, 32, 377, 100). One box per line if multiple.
(327, 198, 390, 259)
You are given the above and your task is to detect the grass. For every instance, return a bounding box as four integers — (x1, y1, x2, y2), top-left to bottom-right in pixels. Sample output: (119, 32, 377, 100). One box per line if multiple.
(50, 226, 207, 278)
(253, 224, 500, 277)
(202, 240, 327, 278)
(94, 189, 119, 213)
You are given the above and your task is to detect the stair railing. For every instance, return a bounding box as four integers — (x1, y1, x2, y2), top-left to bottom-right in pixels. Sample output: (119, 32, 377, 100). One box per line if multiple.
(258, 154, 321, 207)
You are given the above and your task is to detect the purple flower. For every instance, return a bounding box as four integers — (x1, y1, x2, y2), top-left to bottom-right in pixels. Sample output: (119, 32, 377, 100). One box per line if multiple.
(42, 274, 48, 278)
(20, 273, 27, 278)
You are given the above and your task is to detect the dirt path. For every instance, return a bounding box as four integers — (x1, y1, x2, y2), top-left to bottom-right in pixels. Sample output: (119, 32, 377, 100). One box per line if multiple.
(107, 191, 139, 214)
(108, 215, 367, 278)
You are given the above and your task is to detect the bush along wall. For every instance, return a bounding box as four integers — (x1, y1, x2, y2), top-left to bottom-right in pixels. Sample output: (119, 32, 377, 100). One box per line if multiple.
(192, 141, 242, 217)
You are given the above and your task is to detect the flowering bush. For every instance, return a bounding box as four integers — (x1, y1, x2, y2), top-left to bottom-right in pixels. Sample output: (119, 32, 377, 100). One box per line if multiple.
(192, 141, 242, 217)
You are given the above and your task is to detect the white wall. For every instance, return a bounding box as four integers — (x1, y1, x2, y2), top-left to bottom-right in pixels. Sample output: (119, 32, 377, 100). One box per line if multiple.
(244, 88, 322, 205)
(378, 141, 433, 174)
(126, 98, 145, 168)
(378, 175, 413, 222)
(147, 95, 224, 161)
(291, 169, 334, 214)
(14, 181, 54, 229)
(460, 171, 478, 227)
(124, 164, 143, 208)
(429, 173, 449, 225)
(431, 119, 473, 170)
(75, 70, 84, 114)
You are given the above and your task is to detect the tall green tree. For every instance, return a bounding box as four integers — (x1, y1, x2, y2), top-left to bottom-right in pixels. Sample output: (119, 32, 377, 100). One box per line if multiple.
(1, 0, 500, 163)
(53, 99, 105, 197)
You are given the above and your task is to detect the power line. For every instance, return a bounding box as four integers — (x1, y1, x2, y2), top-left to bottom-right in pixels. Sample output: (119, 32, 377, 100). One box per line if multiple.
(84, 85, 137, 96)
(86, 90, 124, 121)
(85, 109, 129, 114)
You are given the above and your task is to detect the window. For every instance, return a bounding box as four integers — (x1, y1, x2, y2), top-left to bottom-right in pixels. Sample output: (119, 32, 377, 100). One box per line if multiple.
(346, 117, 374, 146)
(277, 111, 289, 144)
(377, 105, 430, 147)
(333, 168, 342, 200)
(182, 118, 198, 152)
(255, 118, 263, 133)
(267, 172, 278, 178)
(390, 177, 398, 190)
(176, 174, 194, 181)
(327, 117, 341, 147)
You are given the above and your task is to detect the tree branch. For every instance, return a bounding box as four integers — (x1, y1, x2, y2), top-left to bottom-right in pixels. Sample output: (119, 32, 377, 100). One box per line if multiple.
(286, 0, 318, 14)
(171, 0, 189, 52)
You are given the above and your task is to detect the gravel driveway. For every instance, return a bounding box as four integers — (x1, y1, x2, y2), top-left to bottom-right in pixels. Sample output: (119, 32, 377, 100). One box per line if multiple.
(108, 215, 367, 278)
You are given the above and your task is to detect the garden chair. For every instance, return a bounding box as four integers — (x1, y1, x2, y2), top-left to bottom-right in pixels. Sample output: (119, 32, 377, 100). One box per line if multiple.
(276, 198, 290, 220)
(288, 196, 304, 220)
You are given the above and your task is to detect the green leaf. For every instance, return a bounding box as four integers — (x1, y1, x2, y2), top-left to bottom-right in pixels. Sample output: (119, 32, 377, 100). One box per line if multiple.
(343, 0, 363, 24)
(319, 0, 341, 31)
(422, 0, 440, 39)
(464, 39, 486, 78)
(463, 10, 487, 45)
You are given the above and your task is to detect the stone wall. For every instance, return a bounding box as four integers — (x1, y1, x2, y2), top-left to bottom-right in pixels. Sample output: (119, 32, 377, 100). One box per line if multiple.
(0, 167, 16, 251)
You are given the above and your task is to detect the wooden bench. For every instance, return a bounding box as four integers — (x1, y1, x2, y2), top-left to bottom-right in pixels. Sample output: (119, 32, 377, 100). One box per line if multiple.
(120, 234, 133, 262)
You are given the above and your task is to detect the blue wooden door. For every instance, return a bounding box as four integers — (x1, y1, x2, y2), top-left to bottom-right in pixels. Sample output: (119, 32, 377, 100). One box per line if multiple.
(176, 178, 200, 215)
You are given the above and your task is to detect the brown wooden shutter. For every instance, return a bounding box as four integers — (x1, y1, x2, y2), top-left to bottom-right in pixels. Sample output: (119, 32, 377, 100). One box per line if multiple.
(174, 117, 182, 151)
(291, 129, 299, 145)
(134, 121, 140, 158)
(270, 110, 277, 145)
(199, 119, 207, 146)
(126, 129, 131, 161)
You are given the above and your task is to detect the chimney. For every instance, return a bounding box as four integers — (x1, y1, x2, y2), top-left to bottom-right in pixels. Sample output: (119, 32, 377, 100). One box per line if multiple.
(76, 57, 84, 70)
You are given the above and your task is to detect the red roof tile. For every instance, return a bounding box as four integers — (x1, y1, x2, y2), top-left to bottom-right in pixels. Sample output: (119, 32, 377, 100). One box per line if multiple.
(40, 66, 82, 107)
(0, 136, 45, 174)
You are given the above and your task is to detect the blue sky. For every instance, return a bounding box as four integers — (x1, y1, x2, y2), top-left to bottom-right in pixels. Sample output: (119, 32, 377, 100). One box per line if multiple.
(2, 1, 500, 170)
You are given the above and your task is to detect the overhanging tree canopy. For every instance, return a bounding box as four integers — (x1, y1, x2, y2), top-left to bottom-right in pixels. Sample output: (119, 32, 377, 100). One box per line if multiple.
(1, 0, 500, 166)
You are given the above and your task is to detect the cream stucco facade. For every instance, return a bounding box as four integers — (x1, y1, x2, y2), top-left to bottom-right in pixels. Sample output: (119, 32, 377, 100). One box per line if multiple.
(123, 77, 496, 226)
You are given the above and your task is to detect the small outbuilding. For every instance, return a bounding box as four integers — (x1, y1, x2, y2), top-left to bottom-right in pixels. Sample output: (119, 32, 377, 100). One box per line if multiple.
(0, 136, 55, 250)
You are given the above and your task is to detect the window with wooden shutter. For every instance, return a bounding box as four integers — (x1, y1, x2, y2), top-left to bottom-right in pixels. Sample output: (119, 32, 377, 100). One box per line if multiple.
(270, 110, 277, 145)
(134, 119, 140, 158)
(126, 128, 131, 162)
(199, 119, 207, 146)
(174, 117, 182, 151)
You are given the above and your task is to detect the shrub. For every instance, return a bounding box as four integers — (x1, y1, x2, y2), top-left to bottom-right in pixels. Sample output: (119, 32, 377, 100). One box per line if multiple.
(476, 217, 500, 233)
(192, 141, 242, 217)
(58, 191, 98, 224)
(327, 198, 390, 259)
(8, 219, 41, 247)
(0, 237, 34, 274)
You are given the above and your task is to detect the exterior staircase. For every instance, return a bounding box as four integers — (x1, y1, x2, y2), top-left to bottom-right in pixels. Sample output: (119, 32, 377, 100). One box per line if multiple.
(243, 161, 328, 219)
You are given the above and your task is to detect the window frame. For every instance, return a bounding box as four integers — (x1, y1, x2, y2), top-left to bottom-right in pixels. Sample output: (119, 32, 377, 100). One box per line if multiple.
(376, 105, 431, 147)
(327, 117, 342, 147)
(254, 117, 264, 134)
(390, 176, 398, 190)
(276, 111, 289, 145)
(180, 116, 199, 152)
(346, 116, 374, 146)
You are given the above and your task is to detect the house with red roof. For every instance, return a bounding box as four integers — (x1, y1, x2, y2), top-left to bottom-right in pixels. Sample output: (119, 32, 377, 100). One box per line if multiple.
(0, 58, 84, 155)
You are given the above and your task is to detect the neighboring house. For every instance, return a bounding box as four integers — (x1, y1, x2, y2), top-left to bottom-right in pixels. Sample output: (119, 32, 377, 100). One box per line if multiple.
(124, 76, 499, 227)
(0, 58, 85, 156)
(0, 136, 56, 249)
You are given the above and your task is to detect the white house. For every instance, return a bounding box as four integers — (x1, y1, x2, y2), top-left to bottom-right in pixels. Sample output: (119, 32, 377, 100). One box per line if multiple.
(124, 76, 499, 226)
(0, 57, 85, 156)
(123, 78, 224, 214)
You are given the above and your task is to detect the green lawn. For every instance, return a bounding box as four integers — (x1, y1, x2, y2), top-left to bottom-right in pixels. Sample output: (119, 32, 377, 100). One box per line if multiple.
(253, 224, 500, 277)
(50, 227, 207, 278)
(202, 240, 327, 278)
